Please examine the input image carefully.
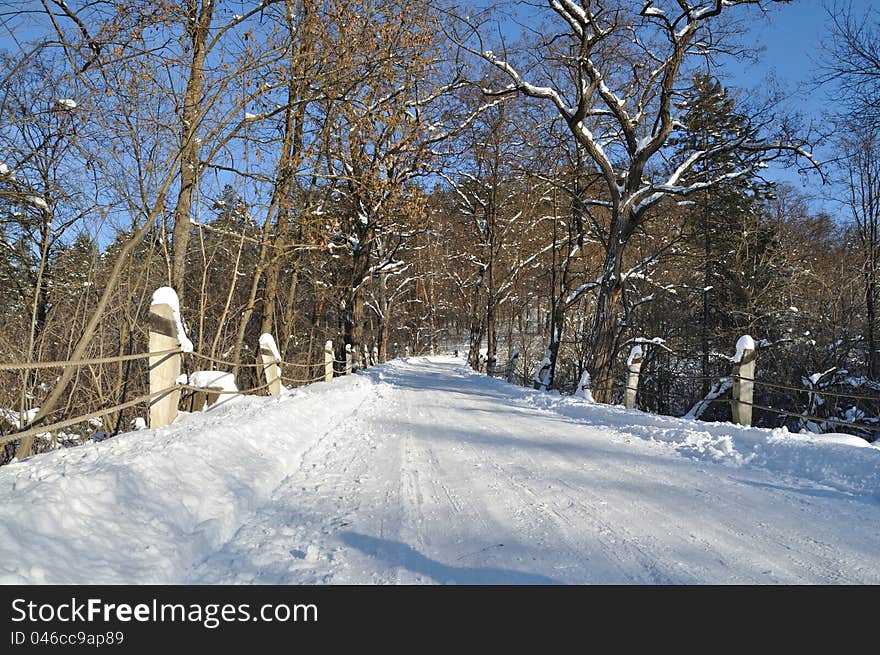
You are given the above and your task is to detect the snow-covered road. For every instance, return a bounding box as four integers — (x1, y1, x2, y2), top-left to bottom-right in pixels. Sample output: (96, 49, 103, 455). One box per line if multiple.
(2, 357, 879, 584)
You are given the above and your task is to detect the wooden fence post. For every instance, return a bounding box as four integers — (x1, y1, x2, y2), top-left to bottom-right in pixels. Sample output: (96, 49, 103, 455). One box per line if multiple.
(324, 340, 334, 382)
(732, 335, 756, 426)
(148, 287, 187, 428)
(345, 344, 353, 375)
(259, 333, 282, 396)
(625, 345, 643, 410)
(507, 350, 519, 384)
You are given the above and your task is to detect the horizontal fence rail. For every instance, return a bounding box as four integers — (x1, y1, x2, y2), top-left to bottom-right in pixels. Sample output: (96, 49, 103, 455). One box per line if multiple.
(1, 286, 387, 461)
(0, 348, 181, 371)
(9, 315, 880, 462)
(484, 336, 880, 438)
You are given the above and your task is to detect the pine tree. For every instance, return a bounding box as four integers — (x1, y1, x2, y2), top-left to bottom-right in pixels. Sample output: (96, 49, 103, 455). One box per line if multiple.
(672, 74, 777, 394)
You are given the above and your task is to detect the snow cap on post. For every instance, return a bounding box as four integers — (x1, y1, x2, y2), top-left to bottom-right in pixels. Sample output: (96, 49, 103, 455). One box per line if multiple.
(176, 371, 237, 392)
(625, 346, 644, 410)
(177, 370, 238, 411)
(148, 286, 187, 428)
(345, 343, 353, 375)
(259, 333, 282, 363)
(733, 334, 755, 364)
(627, 345, 643, 367)
(150, 286, 193, 353)
(577, 369, 595, 403)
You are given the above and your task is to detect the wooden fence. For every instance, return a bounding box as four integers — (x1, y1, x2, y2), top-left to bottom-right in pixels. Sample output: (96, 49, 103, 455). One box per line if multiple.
(6, 296, 880, 463)
(0, 287, 365, 460)
(490, 334, 880, 437)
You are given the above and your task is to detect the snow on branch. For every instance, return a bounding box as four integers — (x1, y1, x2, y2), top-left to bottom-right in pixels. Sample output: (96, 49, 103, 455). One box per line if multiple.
(621, 336, 674, 353)
(478, 50, 572, 120)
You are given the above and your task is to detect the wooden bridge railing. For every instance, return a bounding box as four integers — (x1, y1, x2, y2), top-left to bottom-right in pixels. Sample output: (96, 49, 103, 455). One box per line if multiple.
(0, 286, 366, 460)
(495, 335, 880, 437)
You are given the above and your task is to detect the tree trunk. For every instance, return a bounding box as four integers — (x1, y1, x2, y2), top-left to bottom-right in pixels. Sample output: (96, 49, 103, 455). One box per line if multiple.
(261, 257, 281, 337)
(866, 268, 876, 379)
(342, 293, 363, 370)
(280, 269, 299, 360)
(170, 0, 213, 299)
(485, 292, 497, 375)
(343, 244, 370, 370)
(18, 207, 52, 455)
(467, 271, 484, 369)
(586, 240, 625, 403)
(537, 181, 579, 390)
(701, 195, 712, 397)
(376, 273, 389, 363)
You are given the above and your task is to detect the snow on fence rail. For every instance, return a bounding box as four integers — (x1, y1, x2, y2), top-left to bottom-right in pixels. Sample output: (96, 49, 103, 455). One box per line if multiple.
(0, 286, 362, 460)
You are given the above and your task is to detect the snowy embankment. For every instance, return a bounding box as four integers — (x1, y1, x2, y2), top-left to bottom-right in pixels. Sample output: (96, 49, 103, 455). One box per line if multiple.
(519, 382, 880, 500)
(0, 376, 377, 584)
(0, 356, 878, 584)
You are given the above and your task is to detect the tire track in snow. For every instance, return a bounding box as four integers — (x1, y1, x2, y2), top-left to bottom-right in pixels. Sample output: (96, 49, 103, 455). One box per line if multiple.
(389, 359, 880, 584)
(188, 357, 880, 585)
(437, 402, 667, 583)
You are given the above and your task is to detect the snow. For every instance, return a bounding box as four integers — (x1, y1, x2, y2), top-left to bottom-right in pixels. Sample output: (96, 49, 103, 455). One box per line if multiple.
(54, 98, 76, 110)
(576, 369, 594, 403)
(177, 370, 238, 392)
(244, 112, 258, 120)
(25, 195, 49, 212)
(0, 357, 878, 584)
(733, 334, 755, 363)
(0, 407, 40, 428)
(798, 432, 875, 449)
(259, 333, 281, 362)
(635, 135, 652, 153)
(150, 286, 193, 353)
(626, 345, 643, 367)
(684, 378, 733, 420)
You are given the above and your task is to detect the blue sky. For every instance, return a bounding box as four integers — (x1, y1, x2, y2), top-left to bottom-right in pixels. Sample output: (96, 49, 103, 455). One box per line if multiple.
(491, 0, 873, 216)
(714, 0, 875, 214)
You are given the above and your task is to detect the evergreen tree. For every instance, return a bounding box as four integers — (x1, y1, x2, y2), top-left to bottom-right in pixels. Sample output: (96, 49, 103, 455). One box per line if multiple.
(672, 73, 779, 394)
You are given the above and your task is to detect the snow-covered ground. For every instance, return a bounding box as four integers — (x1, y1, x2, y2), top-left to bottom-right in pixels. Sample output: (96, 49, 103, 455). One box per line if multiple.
(1, 356, 878, 584)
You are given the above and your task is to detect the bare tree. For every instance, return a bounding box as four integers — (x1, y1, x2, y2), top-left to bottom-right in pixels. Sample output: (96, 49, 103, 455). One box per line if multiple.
(821, 1, 880, 129)
(837, 126, 880, 377)
(459, 0, 812, 401)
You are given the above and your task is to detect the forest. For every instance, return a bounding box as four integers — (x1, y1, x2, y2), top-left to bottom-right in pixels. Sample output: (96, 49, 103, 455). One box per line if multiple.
(1, 0, 879, 464)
